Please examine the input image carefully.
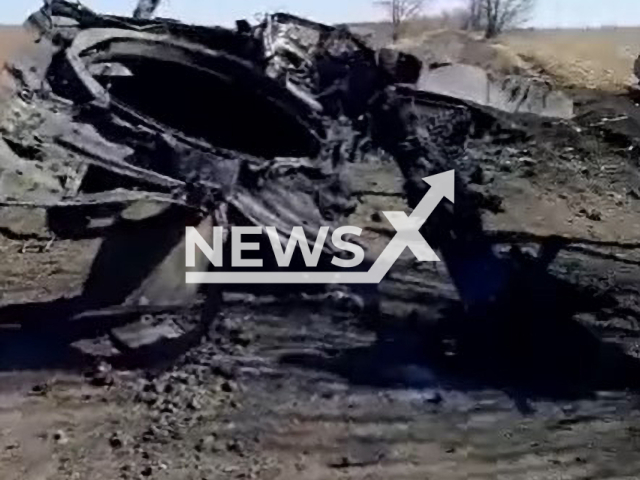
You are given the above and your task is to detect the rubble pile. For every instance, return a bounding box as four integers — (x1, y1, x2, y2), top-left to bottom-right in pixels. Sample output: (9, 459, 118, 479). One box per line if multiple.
(14, 0, 636, 372)
(0, 1, 509, 356)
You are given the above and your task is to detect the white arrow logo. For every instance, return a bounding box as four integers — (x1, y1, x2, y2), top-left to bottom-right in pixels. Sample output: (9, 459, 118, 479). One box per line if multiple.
(186, 170, 454, 284)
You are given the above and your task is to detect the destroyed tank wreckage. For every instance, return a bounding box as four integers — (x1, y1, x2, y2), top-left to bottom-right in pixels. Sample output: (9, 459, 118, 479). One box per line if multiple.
(0, 1, 512, 356)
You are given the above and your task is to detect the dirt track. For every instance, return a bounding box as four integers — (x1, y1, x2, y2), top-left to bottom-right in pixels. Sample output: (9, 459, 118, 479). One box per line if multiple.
(2, 90, 640, 479)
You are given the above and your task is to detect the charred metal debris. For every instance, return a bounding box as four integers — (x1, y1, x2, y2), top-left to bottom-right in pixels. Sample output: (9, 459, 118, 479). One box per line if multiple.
(0, 1, 503, 354)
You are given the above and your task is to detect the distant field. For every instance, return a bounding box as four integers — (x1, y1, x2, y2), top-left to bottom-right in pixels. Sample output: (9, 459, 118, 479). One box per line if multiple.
(0, 26, 31, 69)
(0, 23, 637, 93)
(357, 22, 640, 91)
(503, 27, 640, 91)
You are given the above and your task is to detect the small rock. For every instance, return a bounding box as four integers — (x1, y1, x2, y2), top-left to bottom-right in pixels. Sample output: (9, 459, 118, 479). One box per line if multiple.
(332, 456, 353, 469)
(470, 166, 492, 185)
(141, 426, 160, 443)
(140, 466, 153, 477)
(587, 210, 602, 221)
(136, 391, 159, 406)
(521, 167, 536, 178)
(580, 208, 602, 221)
(230, 330, 253, 348)
(53, 430, 69, 445)
(210, 364, 235, 380)
(30, 383, 51, 397)
(89, 371, 114, 388)
(220, 381, 235, 393)
(159, 402, 177, 414)
(370, 212, 383, 223)
(195, 435, 217, 453)
(226, 439, 245, 456)
(143, 380, 167, 395)
(187, 397, 202, 411)
(498, 162, 513, 173)
(479, 193, 504, 214)
(109, 432, 124, 449)
(424, 390, 443, 405)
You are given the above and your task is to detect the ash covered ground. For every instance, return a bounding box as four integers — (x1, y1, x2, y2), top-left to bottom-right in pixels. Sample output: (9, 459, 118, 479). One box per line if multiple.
(1, 2, 640, 480)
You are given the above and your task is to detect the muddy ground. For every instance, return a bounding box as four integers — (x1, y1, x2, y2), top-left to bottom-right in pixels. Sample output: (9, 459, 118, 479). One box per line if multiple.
(0, 86, 639, 480)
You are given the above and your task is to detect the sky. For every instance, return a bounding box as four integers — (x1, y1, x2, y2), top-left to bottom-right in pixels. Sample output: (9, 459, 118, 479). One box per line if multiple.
(2, 0, 640, 28)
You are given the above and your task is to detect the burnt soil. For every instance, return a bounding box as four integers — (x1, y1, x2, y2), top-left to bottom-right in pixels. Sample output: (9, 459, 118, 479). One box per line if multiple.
(2, 91, 640, 479)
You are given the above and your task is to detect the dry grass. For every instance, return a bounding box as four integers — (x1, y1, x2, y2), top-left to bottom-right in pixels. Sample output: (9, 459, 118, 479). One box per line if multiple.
(363, 21, 640, 91)
(0, 23, 637, 95)
(503, 27, 640, 91)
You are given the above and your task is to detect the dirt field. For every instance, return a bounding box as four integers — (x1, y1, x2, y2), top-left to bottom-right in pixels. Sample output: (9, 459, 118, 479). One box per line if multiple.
(1, 91, 640, 479)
